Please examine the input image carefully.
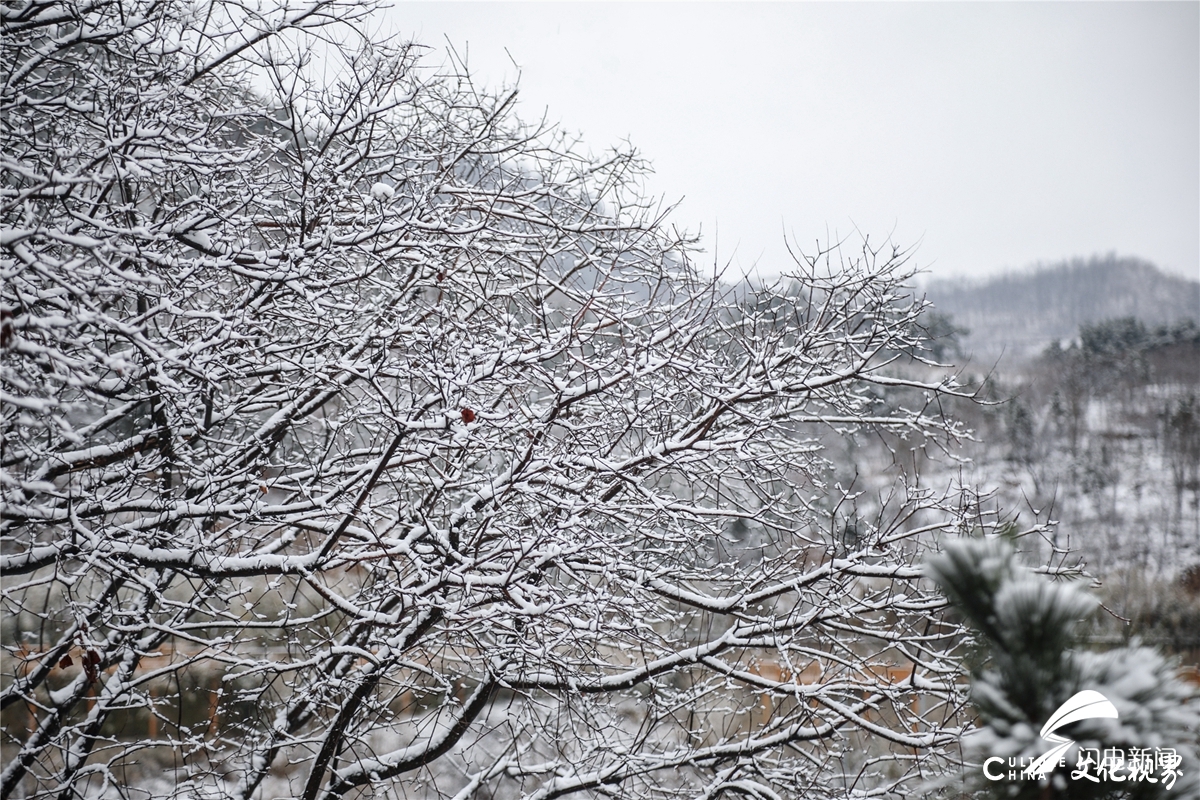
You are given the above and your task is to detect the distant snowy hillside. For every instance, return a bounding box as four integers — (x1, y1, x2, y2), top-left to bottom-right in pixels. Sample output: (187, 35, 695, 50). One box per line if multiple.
(924, 255, 1199, 361)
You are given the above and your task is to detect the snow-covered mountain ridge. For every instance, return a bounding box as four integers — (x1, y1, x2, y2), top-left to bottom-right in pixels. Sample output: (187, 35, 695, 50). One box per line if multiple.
(924, 255, 1199, 362)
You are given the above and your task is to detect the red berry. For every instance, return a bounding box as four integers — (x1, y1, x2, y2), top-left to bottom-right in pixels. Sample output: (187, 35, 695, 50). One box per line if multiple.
(460, 408, 476, 424)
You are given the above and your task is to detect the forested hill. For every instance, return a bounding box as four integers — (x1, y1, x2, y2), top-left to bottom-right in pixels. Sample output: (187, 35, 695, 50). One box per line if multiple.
(924, 255, 1200, 361)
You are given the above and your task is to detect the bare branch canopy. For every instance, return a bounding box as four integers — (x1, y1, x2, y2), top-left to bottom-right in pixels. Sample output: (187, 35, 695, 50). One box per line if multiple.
(2, 2, 994, 797)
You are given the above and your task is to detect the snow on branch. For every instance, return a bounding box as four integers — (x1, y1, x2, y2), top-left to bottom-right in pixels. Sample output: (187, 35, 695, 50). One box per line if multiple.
(3, 2, 989, 797)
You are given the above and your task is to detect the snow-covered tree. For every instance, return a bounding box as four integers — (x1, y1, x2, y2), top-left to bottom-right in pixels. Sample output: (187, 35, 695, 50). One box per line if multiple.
(3, 1, 989, 797)
(926, 538, 1200, 800)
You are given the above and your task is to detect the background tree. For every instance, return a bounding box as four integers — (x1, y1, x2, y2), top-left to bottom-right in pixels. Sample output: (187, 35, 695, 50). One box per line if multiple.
(3, 2, 991, 797)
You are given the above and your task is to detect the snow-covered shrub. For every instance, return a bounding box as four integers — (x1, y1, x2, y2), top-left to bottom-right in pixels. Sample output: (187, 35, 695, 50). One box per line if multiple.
(927, 538, 1200, 799)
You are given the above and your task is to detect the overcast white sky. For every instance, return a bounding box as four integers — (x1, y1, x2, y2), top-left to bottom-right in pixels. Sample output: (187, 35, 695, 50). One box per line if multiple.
(378, 2, 1198, 281)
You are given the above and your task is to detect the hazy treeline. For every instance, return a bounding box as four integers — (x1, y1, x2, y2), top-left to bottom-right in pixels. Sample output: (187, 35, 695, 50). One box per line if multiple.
(925, 255, 1200, 360)
(938, 313, 1200, 661)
